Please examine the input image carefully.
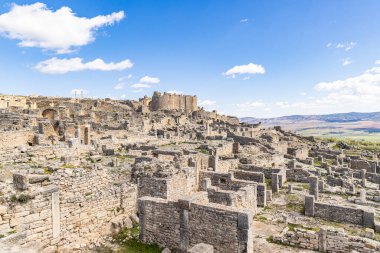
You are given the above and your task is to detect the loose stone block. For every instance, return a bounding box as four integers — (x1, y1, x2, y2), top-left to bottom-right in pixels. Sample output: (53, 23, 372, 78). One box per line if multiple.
(187, 243, 214, 253)
(13, 173, 29, 190)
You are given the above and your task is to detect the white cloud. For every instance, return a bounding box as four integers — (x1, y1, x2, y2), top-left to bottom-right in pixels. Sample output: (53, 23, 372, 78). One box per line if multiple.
(0, 3, 125, 53)
(167, 90, 183, 94)
(120, 94, 126, 99)
(300, 92, 307, 96)
(139, 76, 160, 84)
(114, 82, 125, 90)
(341, 58, 352, 66)
(118, 74, 132, 82)
(223, 63, 265, 78)
(199, 100, 216, 106)
(327, 41, 356, 51)
(240, 18, 248, 23)
(35, 57, 133, 74)
(375, 60, 380, 65)
(131, 83, 151, 89)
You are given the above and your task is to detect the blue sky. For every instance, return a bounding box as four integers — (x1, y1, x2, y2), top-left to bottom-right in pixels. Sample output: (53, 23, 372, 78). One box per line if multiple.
(0, 1, 380, 118)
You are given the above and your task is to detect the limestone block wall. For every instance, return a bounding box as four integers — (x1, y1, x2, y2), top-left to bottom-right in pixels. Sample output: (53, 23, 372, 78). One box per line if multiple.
(351, 159, 372, 171)
(232, 171, 265, 183)
(314, 203, 372, 227)
(286, 168, 312, 183)
(52, 167, 137, 251)
(273, 226, 380, 253)
(0, 186, 58, 252)
(0, 130, 34, 148)
(138, 173, 192, 201)
(305, 196, 375, 228)
(139, 196, 253, 253)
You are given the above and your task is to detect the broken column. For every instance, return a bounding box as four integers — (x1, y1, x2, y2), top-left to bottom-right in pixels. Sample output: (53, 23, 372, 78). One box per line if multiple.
(305, 195, 315, 217)
(288, 184, 293, 194)
(360, 189, 367, 203)
(38, 122, 44, 134)
(209, 152, 219, 172)
(288, 159, 296, 169)
(309, 176, 319, 201)
(271, 173, 279, 193)
(84, 125, 90, 145)
(361, 169, 366, 187)
(233, 142, 240, 154)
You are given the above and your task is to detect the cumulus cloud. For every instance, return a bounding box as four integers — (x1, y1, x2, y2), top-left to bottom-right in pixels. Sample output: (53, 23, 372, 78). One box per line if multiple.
(375, 60, 380, 65)
(240, 18, 248, 23)
(35, 57, 133, 74)
(0, 3, 125, 54)
(0, 2, 125, 53)
(131, 83, 151, 89)
(341, 58, 352, 66)
(223, 63, 265, 78)
(114, 82, 125, 90)
(139, 76, 160, 84)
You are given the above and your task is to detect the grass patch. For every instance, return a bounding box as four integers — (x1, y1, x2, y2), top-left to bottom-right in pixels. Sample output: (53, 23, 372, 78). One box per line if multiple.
(10, 194, 32, 204)
(112, 224, 162, 253)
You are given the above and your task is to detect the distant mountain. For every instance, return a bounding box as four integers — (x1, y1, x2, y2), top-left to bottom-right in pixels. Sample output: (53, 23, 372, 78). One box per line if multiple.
(241, 112, 380, 124)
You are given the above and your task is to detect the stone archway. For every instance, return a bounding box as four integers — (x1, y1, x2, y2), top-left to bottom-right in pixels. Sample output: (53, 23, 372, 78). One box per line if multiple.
(42, 109, 58, 120)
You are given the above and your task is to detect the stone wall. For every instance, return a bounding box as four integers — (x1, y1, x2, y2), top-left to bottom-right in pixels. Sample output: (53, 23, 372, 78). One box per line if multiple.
(305, 195, 375, 229)
(1, 167, 138, 252)
(0, 130, 34, 149)
(273, 226, 380, 253)
(286, 168, 312, 183)
(139, 195, 253, 253)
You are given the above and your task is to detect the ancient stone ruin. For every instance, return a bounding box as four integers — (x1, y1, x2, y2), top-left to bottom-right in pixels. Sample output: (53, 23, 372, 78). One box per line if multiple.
(0, 92, 380, 253)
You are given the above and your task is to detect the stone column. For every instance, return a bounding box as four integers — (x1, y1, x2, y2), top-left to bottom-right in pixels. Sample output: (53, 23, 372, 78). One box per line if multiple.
(288, 184, 293, 194)
(360, 189, 366, 203)
(38, 122, 44, 134)
(209, 155, 218, 172)
(309, 176, 319, 201)
(305, 195, 315, 217)
(288, 159, 296, 169)
(318, 227, 327, 252)
(75, 126, 81, 139)
(84, 125, 90, 145)
(233, 142, 240, 154)
(271, 173, 279, 193)
(361, 169, 366, 187)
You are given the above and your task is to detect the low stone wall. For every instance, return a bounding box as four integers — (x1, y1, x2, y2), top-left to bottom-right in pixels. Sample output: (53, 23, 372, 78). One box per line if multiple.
(273, 226, 380, 253)
(286, 168, 312, 183)
(305, 195, 375, 229)
(139, 195, 253, 253)
(232, 171, 264, 183)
